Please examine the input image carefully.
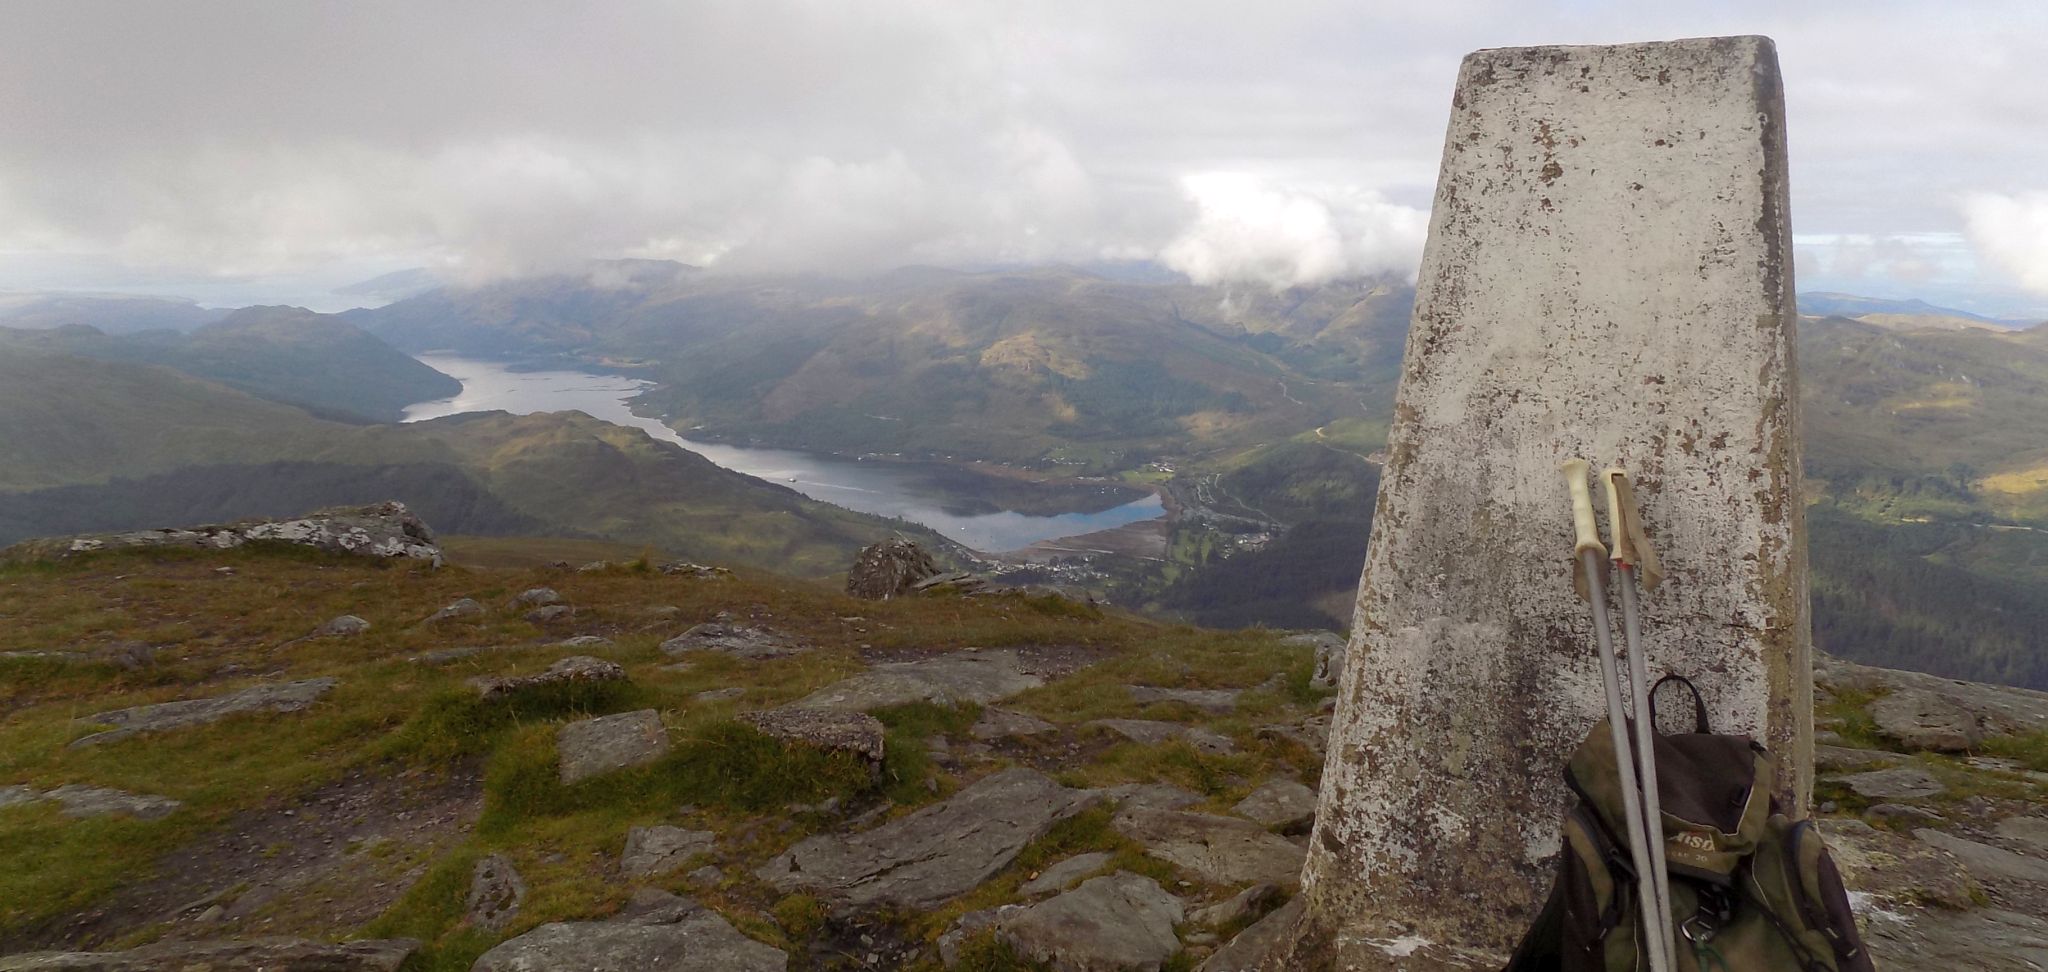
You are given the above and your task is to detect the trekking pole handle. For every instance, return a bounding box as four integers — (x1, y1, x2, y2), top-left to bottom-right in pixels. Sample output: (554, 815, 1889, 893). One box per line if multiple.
(1562, 459, 1608, 559)
(1601, 468, 1636, 565)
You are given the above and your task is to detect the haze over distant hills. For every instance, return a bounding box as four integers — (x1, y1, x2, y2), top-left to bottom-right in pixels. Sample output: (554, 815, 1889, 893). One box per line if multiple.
(6, 263, 2048, 686)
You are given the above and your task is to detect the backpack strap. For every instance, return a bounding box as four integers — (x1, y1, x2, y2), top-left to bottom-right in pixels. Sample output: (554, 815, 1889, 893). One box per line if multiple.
(1650, 674, 1711, 735)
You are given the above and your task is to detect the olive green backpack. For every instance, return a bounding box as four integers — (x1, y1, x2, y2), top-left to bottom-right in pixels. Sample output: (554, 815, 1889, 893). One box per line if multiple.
(1506, 678, 1876, 972)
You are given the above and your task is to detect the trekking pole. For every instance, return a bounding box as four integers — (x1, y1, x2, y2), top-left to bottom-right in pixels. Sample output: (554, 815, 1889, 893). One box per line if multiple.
(1603, 468, 1677, 972)
(1562, 459, 1672, 972)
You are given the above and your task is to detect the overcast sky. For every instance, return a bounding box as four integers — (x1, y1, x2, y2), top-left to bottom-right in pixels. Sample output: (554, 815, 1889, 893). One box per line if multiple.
(1, 1, 2044, 315)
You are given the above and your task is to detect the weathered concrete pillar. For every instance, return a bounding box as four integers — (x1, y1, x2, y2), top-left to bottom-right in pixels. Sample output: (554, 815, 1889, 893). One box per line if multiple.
(1278, 36, 1810, 970)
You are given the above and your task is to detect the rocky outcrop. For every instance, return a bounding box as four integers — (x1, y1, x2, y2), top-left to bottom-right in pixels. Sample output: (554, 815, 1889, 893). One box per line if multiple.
(0, 784, 181, 820)
(1128, 686, 1239, 714)
(661, 622, 805, 660)
(758, 768, 1097, 913)
(621, 826, 716, 879)
(556, 710, 669, 785)
(1869, 689, 1984, 752)
(470, 890, 784, 972)
(1085, 718, 1235, 755)
(970, 708, 1056, 741)
(310, 615, 370, 639)
(791, 650, 1044, 711)
(1110, 807, 1306, 887)
(1817, 654, 2048, 738)
(740, 708, 887, 765)
(0, 937, 419, 971)
(69, 678, 337, 748)
(1282, 631, 1347, 689)
(1019, 852, 1115, 897)
(465, 854, 526, 931)
(421, 598, 483, 625)
(2, 502, 442, 566)
(844, 538, 939, 599)
(472, 656, 625, 702)
(1001, 872, 1185, 972)
(1232, 779, 1317, 834)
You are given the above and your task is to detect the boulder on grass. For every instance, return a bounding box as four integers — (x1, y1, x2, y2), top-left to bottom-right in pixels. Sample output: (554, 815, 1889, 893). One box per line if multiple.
(557, 710, 670, 785)
(845, 539, 939, 600)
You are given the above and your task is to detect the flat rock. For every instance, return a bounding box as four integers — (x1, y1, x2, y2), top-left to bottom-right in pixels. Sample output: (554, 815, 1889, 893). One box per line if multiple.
(557, 710, 670, 785)
(465, 853, 526, 931)
(740, 707, 886, 764)
(470, 891, 785, 972)
(1095, 782, 1204, 811)
(1085, 719, 1235, 756)
(1282, 632, 1346, 689)
(1002, 871, 1184, 972)
(525, 605, 573, 624)
(1112, 807, 1306, 887)
(758, 767, 1097, 912)
(1818, 654, 2048, 737)
(551, 635, 611, 649)
(1128, 686, 1239, 714)
(692, 687, 746, 704)
(1199, 894, 1304, 972)
(474, 656, 625, 702)
(311, 615, 370, 638)
(411, 645, 503, 665)
(516, 587, 563, 607)
(0, 785, 35, 809)
(423, 598, 483, 625)
(70, 678, 337, 748)
(45, 785, 181, 820)
(1020, 851, 1115, 896)
(660, 622, 805, 660)
(1871, 689, 1982, 752)
(971, 708, 1056, 741)
(1191, 884, 1281, 929)
(0, 937, 419, 971)
(1996, 816, 2048, 854)
(1818, 819, 1978, 909)
(1860, 906, 2048, 972)
(1916, 828, 2048, 885)
(1253, 715, 1330, 757)
(791, 649, 1043, 711)
(1814, 745, 1897, 772)
(622, 826, 717, 878)
(1232, 780, 1317, 833)
(1831, 766, 1945, 801)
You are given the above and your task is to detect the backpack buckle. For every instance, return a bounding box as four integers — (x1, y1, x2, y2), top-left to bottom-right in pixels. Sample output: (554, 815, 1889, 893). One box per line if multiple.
(1681, 912, 1719, 944)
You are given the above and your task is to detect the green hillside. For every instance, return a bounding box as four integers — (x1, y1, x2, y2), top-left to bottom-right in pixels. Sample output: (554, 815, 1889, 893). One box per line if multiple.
(0, 307, 460, 422)
(0, 353, 947, 578)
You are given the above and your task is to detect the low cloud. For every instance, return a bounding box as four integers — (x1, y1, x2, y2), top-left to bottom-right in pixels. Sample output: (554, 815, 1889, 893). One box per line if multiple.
(1961, 192, 2048, 295)
(1159, 173, 1427, 290)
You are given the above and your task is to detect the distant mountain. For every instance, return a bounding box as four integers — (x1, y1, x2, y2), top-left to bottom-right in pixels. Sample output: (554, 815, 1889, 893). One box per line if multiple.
(348, 263, 1414, 468)
(0, 351, 949, 575)
(332, 267, 448, 303)
(1797, 292, 2034, 331)
(0, 292, 226, 334)
(0, 306, 461, 422)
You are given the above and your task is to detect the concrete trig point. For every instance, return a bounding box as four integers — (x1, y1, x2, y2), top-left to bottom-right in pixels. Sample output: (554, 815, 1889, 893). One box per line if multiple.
(1276, 36, 1810, 970)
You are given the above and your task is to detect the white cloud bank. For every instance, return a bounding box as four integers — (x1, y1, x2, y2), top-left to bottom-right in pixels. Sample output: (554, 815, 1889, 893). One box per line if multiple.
(1160, 174, 1428, 290)
(1962, 192, 2048, 295)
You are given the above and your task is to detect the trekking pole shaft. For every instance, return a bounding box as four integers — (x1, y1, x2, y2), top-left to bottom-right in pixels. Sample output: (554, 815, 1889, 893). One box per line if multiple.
(1617, 568, 1678, 972)
(1578, 549, 1671, 972)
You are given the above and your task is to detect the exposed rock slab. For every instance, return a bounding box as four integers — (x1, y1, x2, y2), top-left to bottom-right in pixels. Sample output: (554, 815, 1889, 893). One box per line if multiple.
(1995, 816, 2048, 855)
(660, 622, 805, 660)
(1112, 807, 1306, 887)
(311, 615, 370, 638)
(525, 605, 572, 624)
(845, 538, 939, 599)
(2, 501, 441, 566)
(422, 598, 483, 625)
(622, 826, 717, 878)
(1085, 719, 1235, 755)
(1199, 894, 1304, 971)
(465, 853, 526, 931)
(1020, 851, 1115, 897)
(70, 678, 337, 748)
(1818, 819, 1978, 909)
(1095, 782, 1204, 811)
(1129, 686, 1239, 714)
(971, 708, 1056, 741)
(1818, 654, 2048, 737)
(791, 650, 1043, 711)
(1002, 872, 1184, 972)
(1915, 829, 2048, 885)
(1860, 906, 2048, 972)
(45, 785, 182, 820)
(470, 891, 785, 972)
(1870, 689, 1983, 752)
(1191, 884, 1281, 929)
(0, 937, 419, 971)
(473, 656, 625, 702)
(515, 588, 563, 607)
(757, 767, 1097, 912)
(1831, 766, 1945, 801)
(1814, 745, 1896, 772)
(557, 710, 670, 785)
(740, 707, 886, 764)
(1232, 780, 1317, 833)
(551, 635, 611, 649)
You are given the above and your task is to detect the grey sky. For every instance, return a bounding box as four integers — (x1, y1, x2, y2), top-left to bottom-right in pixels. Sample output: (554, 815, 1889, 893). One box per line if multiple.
(1, 1, 2044, 315)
